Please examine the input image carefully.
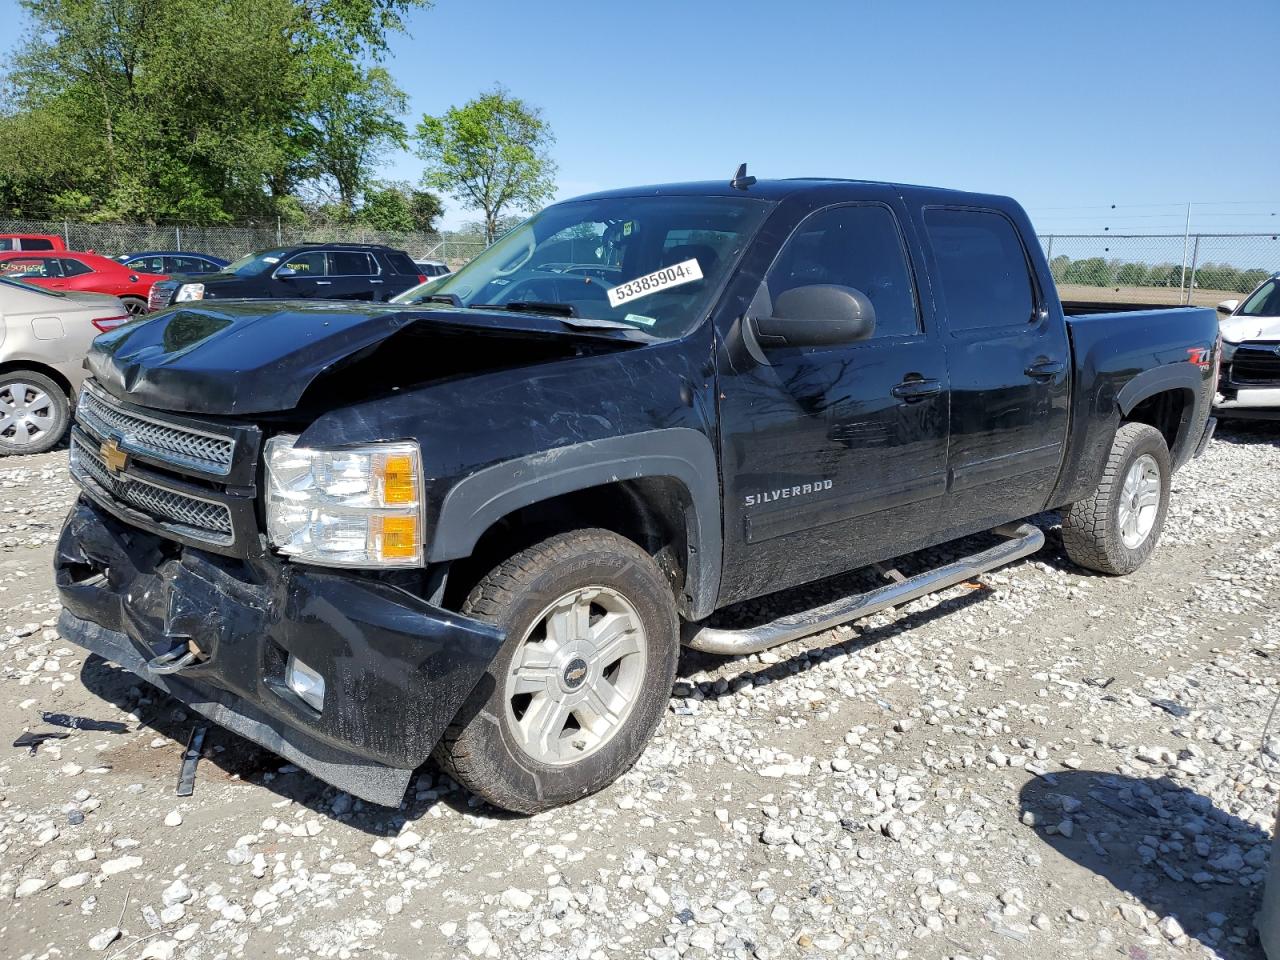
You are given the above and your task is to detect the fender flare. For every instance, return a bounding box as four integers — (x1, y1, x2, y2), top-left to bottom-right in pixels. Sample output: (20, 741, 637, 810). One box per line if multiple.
(1115, 362, 1205, 467)
(430, 428, 722, 619)
(1115, 362, 1202, 417)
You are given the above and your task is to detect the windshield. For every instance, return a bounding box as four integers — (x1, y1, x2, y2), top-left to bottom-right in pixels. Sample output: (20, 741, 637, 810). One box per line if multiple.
(1239, 278, 1280, 317)
(392, 195, 771, 337)
(224, 248, 289, 277)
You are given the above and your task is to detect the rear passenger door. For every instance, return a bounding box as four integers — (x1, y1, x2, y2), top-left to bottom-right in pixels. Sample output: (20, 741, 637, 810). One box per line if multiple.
(921, 206, 1070, 528)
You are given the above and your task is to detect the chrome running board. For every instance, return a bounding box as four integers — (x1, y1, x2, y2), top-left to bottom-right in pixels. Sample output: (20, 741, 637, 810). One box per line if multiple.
(682, 522, 1044, 656)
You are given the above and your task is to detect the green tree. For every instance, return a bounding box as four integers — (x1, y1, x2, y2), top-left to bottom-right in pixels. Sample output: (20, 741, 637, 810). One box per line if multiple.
(0, 0, 429, 222)
(358, 182, 442, 231)
(415, 88, 557, 242)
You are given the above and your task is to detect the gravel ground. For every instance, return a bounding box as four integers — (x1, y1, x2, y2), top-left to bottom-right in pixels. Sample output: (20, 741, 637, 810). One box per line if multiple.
(2, 423, 1278, 960)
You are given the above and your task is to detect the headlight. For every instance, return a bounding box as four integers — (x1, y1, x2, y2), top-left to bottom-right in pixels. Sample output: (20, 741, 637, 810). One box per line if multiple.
(1220, 339, 1237, 362)
(264, 435, 424, 567)
(175, 283, 205, 302)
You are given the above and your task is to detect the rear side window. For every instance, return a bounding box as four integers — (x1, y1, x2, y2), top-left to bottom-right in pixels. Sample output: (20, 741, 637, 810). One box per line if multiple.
(386, 252, 419, 275)
(766, 204, 920, 339)
(328, 251, 377, 276)
(924, 208, 1035, 331)
(60, 258, 92, 277)
(23, 238, 55, 250)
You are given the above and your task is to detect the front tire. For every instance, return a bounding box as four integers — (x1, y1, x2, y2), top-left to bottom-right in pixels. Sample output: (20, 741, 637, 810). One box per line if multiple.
(1061, 422, 1171, 575)
(0, 371, 70, 455)
(436, 529, 679, 813)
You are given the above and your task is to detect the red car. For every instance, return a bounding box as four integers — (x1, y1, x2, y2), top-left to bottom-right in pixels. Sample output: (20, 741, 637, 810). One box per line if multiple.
(0, 251, 168, 316)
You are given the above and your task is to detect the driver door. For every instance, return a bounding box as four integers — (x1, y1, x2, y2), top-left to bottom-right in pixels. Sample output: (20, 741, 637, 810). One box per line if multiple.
(277, 250, 329, 298)
(717, 197, 951, 604)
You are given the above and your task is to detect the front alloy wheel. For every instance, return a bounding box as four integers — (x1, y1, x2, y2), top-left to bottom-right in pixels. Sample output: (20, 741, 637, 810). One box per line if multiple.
(436, 529, 678, 813)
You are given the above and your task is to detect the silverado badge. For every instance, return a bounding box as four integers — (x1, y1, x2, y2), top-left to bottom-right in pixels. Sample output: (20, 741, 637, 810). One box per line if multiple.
(100, 438, 129, 474)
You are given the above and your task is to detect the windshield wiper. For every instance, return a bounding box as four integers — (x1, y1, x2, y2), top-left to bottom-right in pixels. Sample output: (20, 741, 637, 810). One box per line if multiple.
(490, 300, 577, 318)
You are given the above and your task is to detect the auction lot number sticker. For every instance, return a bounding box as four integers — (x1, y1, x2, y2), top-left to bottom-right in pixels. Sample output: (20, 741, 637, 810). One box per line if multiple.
(607, 258, 703, 308)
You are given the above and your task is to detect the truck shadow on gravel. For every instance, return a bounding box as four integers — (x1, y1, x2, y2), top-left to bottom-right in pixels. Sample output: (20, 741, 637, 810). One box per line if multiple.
(1215, 420, 1280, 448)
(1019, 770, 1268, 958)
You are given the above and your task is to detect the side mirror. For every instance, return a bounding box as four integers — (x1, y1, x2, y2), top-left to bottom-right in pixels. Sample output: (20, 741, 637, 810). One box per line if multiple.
(750, 284, 876, 348)
(275, 266, 297, 279)
(1217, 299, 1239, 315)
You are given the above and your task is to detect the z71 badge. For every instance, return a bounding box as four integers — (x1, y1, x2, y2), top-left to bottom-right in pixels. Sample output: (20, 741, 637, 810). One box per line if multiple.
(744, 480, 833, 507)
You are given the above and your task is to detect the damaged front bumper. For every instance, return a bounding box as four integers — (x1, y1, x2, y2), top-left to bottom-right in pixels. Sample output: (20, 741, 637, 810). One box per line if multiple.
(54, 499, 503, 806)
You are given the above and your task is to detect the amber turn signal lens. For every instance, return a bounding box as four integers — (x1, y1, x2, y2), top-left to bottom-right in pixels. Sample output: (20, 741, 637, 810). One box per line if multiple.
(379, 454, 418, 504)
(372, 514, 419, 560)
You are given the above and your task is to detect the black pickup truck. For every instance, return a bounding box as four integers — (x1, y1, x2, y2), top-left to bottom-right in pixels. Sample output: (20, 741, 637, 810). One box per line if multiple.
(54, 174, 1218, 813)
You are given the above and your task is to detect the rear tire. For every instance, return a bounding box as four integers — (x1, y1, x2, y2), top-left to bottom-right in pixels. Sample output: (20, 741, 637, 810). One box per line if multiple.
(436, 529, 679, 814)
(0, 371, 69, 456)
(121, 296, 147, 316)
(1061, 422, 1171, 575)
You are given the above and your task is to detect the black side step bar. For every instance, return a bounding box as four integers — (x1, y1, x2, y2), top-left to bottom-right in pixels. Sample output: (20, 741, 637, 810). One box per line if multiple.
(681, 522, 1044, 656)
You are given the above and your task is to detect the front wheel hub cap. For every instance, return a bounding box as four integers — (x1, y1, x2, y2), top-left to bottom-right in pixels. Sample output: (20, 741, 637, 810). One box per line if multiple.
(503, 586, 648, 765)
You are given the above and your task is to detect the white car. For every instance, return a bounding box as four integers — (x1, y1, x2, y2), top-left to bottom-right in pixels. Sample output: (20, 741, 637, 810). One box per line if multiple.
(1216, 272, 1280, 419)
(0, 277, 131, 454)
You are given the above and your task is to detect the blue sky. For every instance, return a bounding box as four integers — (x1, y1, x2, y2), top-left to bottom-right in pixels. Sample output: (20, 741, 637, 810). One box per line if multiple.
(4, 0, 1278, 234)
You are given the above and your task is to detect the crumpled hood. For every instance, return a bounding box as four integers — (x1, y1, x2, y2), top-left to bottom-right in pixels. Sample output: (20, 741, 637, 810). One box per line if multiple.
(87, 299, 641, 415)
(1221, 313, 1280, 344)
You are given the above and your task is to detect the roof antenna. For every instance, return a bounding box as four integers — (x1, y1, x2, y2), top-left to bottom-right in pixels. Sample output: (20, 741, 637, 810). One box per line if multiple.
(730, 162, 756, 190)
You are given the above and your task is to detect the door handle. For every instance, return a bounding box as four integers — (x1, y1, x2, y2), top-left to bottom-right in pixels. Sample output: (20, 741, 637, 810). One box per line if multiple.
(891, 378, 941, 402)
(1024, 359, 1065, 379)
(315, 280, 332, 286)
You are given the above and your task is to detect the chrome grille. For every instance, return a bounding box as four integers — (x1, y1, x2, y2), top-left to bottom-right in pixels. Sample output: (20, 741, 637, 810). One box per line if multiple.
(70, 434, 233, 544)
(77, 383, 235, 476)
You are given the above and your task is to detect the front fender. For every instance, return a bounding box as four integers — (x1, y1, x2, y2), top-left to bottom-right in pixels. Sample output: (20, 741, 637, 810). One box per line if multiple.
(430, 428, 722, 619)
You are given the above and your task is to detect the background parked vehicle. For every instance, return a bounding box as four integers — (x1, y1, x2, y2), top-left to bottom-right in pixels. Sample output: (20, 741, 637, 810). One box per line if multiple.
(414, 258, 452, 277)
(0, 251, 168, 316)
(1215, 272, 1280, 419)
(0, 233, 67, 252)
(147, 242, 425, 310)
(114, 250, 228, 275)
(0, 277, 129, 455)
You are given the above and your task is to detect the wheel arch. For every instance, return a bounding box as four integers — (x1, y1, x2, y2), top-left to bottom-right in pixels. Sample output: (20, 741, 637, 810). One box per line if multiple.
(1115, 364, 1204, 469)
(0, 359, 73, 399)
(431, 429, 722, 619)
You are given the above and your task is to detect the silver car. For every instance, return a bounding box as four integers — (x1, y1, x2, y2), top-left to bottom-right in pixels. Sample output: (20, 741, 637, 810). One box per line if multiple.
(0, 277, 130, 454)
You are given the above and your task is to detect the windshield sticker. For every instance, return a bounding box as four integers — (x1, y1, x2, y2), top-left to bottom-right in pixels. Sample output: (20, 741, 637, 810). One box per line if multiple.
(262, 257, 280, 264)
(624, 313, 657, 327)
(607, 258, 703, 308)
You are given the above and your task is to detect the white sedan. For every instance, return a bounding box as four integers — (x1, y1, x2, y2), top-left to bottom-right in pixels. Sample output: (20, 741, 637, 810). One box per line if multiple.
(1216, 272, 1280, 419)
(0, 277, 131, 454)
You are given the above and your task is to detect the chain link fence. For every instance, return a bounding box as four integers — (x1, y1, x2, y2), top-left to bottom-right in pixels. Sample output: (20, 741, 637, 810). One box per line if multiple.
(0, 217, 489, 268)
(1038, 233, 1279, 307)
(4, 217, 1277, 306)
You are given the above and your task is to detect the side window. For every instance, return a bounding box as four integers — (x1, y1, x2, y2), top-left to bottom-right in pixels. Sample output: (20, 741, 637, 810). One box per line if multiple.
(24, 238, 55, 250)
(136, 256, 165, 273)
(328, 251, 376, 276)
(1, 257, 59, 278)
(386, 252, 418, 275)
(60, 258, 93, 277)
(765, 204, 920, 339)
(170, 256, 207, 273)
(924, 208, 1035, 331)
(282, 251, 327, 276)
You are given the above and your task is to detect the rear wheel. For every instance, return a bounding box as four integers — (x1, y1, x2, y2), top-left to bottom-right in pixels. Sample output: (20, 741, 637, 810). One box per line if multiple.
(0, 371, 69, 455)
(436, 529, 679, 813)
(121, 296, 147, 316)
(1061, 422, 1171, 575)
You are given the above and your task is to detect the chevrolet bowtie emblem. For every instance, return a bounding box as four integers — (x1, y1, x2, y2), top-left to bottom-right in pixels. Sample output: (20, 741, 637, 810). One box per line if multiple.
(100, 438, 128, 474)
